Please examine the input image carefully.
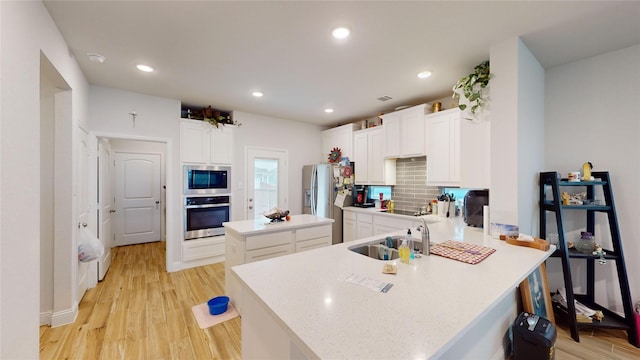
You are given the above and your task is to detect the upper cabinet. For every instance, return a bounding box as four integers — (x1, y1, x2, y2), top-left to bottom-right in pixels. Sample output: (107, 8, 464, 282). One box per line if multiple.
(353, 127, 396, 185)
(427, 109, 460, 186)
(181, 119, 234, 165)
(426, 108, 490, 188)
(383, 104, 428, 158)
(321, 123, 358, 161)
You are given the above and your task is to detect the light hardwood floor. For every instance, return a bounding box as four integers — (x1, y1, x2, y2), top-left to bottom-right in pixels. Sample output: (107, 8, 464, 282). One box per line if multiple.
(40, 242, 639, 359)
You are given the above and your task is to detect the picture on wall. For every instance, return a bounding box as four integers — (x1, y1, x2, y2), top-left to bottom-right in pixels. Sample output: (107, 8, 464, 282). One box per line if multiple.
(520, 262, 555, 324)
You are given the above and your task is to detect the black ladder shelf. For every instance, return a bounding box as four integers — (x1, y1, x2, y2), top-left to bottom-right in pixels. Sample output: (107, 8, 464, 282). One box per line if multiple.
(539, 171, 638, 347)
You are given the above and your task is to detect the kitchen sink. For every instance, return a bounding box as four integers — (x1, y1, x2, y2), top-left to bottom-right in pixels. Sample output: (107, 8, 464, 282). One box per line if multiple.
(348, 235, 424, 260)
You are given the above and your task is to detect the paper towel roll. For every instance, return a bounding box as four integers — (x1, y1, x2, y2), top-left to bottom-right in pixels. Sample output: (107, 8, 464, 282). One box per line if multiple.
(483, 205, 490, 235)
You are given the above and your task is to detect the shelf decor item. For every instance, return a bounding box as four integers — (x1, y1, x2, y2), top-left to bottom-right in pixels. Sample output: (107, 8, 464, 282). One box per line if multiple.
(328, 147, 342, 163)
(452, 60, 491, 120)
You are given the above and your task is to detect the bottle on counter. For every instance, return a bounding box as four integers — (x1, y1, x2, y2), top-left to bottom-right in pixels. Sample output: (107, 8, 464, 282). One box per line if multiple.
(406, 228, 414, 260)
(399, 237, 410, 264)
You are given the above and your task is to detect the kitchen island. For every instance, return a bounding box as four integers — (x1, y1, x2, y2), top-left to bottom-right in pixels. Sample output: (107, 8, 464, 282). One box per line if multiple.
(231, 216, 555, 359)
(224, 214, 334, 313)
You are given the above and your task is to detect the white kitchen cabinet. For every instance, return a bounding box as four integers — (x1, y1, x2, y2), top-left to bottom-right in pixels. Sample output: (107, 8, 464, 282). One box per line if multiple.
(321, 123, 358, 161)
(426, 109, 490, 188)
(373, 215, 418, 236)
(353, 127, 396, 185)
(181, 120, 209, 164)
(383, 104, 427, 158)
(181, 236, 226, 269)
(224, 216, 333, 314)
(426, 109, 460, 186)
(181, 119, 234, 165)
(356, 213, 373, 239)
(343, 210, 356, 243)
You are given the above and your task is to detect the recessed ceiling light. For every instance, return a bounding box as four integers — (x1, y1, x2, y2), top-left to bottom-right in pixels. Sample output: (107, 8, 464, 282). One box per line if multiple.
(87, 52, 105, 63)
(331, 26, 351, 39)
(252, 91, 264, 98)
(325, 108, 334, 113)
(136, 64, 154, 73)
(417, 71, 432, 79)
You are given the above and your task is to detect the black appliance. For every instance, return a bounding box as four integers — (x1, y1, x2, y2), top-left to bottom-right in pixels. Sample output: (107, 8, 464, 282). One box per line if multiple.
(184, 165, 231, 195)
(512, 312, 557, 360)
(184, 195, 230, 239)
(463, 189, 489, 227)
(353, 185, 375, 207)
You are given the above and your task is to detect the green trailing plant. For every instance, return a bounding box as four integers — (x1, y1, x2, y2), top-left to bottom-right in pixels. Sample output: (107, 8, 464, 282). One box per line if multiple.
(452, 60, 491, 115)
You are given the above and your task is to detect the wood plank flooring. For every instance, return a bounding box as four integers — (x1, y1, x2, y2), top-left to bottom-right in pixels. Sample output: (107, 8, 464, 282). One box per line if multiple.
(40, 241, 640, 359)
(39, 242, 241, 360)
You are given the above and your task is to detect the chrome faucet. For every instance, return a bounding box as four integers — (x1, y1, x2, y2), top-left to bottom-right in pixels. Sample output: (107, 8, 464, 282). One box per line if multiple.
(418, 217, 431, 256)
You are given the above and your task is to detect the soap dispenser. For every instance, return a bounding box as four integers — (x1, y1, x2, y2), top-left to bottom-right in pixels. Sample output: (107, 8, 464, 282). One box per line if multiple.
(406, 228, 414, 260)
(399, 236, 410, 264)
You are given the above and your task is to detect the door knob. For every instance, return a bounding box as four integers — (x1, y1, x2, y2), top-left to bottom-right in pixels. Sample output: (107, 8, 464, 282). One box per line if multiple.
(109, 209, 116, 213)
(249, 206, 253, 210)
(155, 201, 160, 204)
(78, 222, 88, 228)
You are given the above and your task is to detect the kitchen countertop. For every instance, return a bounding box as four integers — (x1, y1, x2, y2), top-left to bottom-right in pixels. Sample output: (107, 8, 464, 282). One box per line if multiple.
(223, 214, 334, 236)
(231, 216, 554, 359)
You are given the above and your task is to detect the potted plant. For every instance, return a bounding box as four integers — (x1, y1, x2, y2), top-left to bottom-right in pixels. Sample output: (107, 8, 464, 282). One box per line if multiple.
(452, 60, 491, 120)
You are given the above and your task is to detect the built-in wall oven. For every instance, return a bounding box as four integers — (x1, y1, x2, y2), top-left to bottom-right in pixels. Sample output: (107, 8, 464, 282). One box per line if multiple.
(184, 195, 230, 240)
(184, 165, 231, 195)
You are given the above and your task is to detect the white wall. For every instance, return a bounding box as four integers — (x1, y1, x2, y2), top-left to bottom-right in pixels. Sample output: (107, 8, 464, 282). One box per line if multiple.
(88, 85, 181, 270)
(0, 1, 89, 357)
(231, 111, 324, 221)
(545, 44, 640, 311)
(489, 37, 545, 233)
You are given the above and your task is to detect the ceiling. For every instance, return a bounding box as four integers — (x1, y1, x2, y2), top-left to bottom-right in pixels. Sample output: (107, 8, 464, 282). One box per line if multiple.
(43, 1, 640, 127)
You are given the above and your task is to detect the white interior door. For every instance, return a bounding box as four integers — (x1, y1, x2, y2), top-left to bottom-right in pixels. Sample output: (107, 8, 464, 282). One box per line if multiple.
(246, 147, 288, 220)
(114, 152, 161, 246)
(77, 128, 90, 299)
(97, 140, 114, 280)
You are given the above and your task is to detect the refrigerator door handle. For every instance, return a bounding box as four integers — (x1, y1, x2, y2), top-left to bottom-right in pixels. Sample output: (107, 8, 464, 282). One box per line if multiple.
(310, 165, 317, 215)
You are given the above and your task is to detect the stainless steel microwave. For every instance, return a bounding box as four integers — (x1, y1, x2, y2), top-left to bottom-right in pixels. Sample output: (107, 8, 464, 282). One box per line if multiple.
(183, 165, 231, 195)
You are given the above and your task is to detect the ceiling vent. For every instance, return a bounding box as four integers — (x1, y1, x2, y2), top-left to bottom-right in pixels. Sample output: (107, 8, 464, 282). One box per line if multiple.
(377, 96, 392, 102)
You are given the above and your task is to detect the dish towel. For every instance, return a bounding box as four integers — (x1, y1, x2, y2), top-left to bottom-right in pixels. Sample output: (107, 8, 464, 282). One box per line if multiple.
(431, 240, 496, 265)
(191, 302, 239, 330)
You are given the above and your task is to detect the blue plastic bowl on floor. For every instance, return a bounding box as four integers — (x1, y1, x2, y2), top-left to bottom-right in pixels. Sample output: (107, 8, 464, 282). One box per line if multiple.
(207, 296, 230, 315)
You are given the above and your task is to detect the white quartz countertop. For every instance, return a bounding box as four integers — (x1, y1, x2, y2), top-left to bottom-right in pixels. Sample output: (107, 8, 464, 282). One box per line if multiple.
(231, 217, 554, 359)
(223, 213, 334, 236)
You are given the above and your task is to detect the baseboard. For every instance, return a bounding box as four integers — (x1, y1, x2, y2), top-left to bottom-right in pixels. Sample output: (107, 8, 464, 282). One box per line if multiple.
(170, 261, 183, 272)
(51, 306, 77, 327)
(40, 310, 53, 326)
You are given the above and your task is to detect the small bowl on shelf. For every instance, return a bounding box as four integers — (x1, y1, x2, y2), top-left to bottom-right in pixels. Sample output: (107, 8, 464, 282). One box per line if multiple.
(575, 233, 596, 254)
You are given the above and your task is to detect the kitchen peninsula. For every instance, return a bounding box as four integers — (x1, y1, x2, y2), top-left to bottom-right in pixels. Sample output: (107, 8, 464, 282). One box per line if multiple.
(231, 216, 555, 359)
(224, 214, 334, 313)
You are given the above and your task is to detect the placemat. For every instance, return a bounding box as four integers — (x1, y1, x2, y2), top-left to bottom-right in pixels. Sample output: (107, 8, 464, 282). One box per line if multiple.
(431, 240, 496, 265)
(191, 302, 239, 329)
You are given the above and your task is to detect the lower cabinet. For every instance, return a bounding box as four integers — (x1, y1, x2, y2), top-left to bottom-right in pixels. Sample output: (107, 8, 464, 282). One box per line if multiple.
(225, 223, 332, 313)
(182, 236, 226, 269)
(343, 211, 356, 243)
(344, 208, 422, 242)
(356, 213, 373, 239)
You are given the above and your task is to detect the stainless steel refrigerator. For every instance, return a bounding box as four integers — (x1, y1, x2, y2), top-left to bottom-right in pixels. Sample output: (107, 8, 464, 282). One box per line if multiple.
(302, 164, 352, 244)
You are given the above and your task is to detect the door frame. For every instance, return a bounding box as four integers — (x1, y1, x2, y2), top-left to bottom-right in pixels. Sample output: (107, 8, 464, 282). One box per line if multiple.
(244, 146, 289, 220)
(88, 131, 173, 278)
